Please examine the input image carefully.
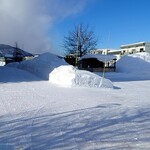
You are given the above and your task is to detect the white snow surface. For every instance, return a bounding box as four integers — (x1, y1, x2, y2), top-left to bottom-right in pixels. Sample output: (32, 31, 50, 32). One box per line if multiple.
(15, 52, 67, 80)
(0, 52, 150, 150)
(49, 65, 113, 88)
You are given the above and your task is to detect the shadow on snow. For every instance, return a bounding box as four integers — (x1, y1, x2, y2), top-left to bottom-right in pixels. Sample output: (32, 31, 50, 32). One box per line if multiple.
(0, 104, 150, 149)
(0, 66, 42, 83)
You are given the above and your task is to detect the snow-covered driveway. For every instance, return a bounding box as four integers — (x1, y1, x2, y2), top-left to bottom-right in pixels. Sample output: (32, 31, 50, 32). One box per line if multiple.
(0, 66, 150, 149)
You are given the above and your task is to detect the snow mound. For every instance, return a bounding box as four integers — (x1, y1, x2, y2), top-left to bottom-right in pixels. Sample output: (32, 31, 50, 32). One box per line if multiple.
(17, 53, 67, 79)
(49, 65, 113, 88)
(8, 52, 113, 88)
(117, 52, 150, 73)
(132, 52, 150, 62)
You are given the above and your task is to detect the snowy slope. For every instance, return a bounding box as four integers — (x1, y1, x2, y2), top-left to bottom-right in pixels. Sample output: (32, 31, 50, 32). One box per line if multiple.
(97, 52, 150, 82)
(132, 52, 150, 62)
(12, 52, 67, 80)
(117, 52, 150, 73)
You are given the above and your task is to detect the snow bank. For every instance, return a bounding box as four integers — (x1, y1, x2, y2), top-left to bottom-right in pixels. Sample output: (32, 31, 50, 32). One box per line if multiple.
(49, 65, 113, 88)
(7, 52, 113, 88)
(132, 52, 150, 62)
(17, 53, 67, 80)
(117, 52, 150, 73)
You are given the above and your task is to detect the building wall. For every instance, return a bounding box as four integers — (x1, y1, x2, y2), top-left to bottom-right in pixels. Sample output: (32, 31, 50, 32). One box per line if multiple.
(145, 43, 150, 53)
(90, 49, 108, 55)
(90, 49, 117, 55)
(91, 42, 150, 60)
(120, 42, 147, 55)
(91, 49, 121, 60)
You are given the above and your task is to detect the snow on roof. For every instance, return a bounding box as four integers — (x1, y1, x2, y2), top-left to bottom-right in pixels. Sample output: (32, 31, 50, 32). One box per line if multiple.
(79, 54, 116, 62)
(120, 41, 150, 48)
(0, 44, 33, 57)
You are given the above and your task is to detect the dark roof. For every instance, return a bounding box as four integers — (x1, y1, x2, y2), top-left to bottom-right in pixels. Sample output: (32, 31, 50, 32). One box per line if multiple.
(0, 44, 33, 57)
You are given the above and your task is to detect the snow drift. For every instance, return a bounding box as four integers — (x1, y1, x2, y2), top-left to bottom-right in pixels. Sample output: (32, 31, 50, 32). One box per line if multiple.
(49, 65, 113, 88)
(132, 52, 150, 62)
(117, 52, 150, 73)
(16, 53, 67, 80)
(8, 52, 113, 88)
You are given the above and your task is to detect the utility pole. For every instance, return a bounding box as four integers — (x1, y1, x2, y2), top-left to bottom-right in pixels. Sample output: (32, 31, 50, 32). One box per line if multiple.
(75, 25, 81, 67)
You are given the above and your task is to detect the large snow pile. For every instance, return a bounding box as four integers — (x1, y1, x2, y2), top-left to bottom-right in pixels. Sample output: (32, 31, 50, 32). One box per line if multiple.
(8, 52, 113, 88)
(16, 53, 67, 80)
(49, 65, 113, 88)
(117, 52, 150, 73)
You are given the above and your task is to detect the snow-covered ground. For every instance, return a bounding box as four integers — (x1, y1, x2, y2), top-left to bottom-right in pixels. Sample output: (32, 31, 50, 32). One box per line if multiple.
(0, 52, 150, 149)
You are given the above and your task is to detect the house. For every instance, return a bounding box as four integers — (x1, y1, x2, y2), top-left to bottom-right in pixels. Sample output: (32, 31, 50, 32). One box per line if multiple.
(120, 41, 150, 54)
(78, 54, 117, 72)
(65, 41, 150, 71)
(90, 49, 109, 55)
(90, 42, 150, 60)
(64, 54, 77, 66)
(107, 49, 122, 59)
(0, 44, 33, 64)
(90, 49, 122, 60)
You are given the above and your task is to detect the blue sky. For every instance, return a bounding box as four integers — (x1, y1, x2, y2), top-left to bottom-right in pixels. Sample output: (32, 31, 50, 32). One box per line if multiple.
(0, 0, 150, 54)
(49, 0, 150, 54)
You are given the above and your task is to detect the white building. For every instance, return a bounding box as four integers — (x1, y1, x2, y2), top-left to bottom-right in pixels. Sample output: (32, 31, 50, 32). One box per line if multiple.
(120, 42, 150, 54)
(90, 49, 119, 55)
(90, 49, 109, 55)
(107, 49, 122, 59)
(90, 49, 121, 59)
(90, 41, 150, 60)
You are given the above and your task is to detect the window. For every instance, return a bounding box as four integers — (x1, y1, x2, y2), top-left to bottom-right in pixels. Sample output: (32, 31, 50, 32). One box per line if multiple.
(140, 48, 144, 52)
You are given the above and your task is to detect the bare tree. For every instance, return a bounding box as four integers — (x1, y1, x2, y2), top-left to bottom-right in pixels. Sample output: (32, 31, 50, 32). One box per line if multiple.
(63, 23, 98, 57)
